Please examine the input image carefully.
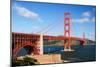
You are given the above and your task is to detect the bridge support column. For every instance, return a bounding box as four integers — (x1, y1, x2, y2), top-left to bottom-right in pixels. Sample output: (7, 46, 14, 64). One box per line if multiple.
(39, 34, 43, 55)
(83, 32, 86, 46)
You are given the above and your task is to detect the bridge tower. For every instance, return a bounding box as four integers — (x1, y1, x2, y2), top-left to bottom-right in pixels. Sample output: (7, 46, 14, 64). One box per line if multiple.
(83, 32, 86, 45)
(64, 12, 71, 50)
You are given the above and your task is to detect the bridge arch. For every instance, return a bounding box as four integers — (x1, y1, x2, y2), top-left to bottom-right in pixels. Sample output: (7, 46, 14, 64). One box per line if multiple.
(13, 41, 40, 58)
(16, 45, 33, 57)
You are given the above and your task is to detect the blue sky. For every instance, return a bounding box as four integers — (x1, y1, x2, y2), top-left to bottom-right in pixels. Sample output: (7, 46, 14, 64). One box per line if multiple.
(12, 1, 96, 41)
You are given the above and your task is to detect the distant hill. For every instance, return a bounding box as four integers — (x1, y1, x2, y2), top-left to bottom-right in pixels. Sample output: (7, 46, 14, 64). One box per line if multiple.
(43, 39, 96, 46)
(86, 39, 96, 45)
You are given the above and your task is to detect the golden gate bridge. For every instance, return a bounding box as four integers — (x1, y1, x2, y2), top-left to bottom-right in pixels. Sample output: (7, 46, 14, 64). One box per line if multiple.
(12, 12, 86, 58)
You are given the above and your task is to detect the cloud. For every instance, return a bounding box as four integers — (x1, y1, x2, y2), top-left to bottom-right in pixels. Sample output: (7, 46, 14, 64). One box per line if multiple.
(15, 6, 43, 22)
(82, 11, 91, 17)
(91, 17, 95, 22)
(71, 17, 95, 23)
(32, 26, 39, 29)
(71, 18, 90, 23)
(89, 32, 95, 41)
(71, 11, 95, 23)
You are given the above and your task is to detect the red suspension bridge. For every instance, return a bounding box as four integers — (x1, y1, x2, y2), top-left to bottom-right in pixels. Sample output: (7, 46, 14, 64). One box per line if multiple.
(12, 12, 86, 58)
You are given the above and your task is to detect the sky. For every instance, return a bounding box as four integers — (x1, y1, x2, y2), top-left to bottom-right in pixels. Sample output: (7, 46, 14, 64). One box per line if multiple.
(12, 0, 96, 41)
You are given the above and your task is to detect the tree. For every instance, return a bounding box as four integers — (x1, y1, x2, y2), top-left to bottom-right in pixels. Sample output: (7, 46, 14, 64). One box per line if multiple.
(13, 56, 39, 66)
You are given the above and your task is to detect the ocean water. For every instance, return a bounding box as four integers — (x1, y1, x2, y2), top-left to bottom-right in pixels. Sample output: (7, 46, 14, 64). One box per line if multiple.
(43, 45, 96, 62)
(17, 45, 96, 62)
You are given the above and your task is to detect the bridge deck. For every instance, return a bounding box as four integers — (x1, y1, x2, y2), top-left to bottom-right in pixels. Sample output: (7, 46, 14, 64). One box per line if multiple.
(12, 32, 84, 41)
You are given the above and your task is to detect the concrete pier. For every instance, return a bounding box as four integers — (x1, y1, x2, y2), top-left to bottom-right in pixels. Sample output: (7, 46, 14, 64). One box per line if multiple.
(39, 34, 43, 55)
(63, 48, 74, 52)
(17, 54, 62, 64)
